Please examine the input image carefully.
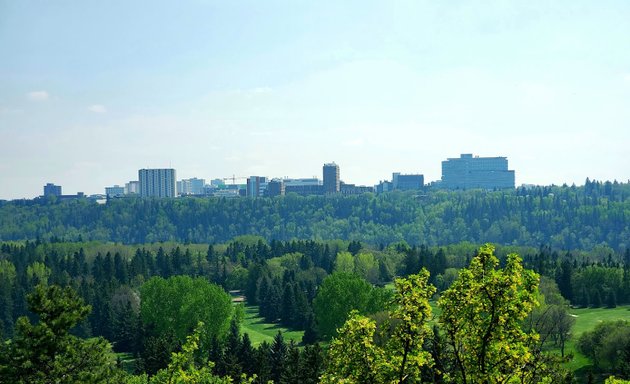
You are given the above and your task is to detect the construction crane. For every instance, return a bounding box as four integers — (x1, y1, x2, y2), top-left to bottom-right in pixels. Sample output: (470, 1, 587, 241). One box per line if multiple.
(221, 175, 248, 185)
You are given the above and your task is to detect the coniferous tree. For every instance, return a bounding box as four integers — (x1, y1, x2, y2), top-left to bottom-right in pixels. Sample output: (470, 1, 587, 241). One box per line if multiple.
(218, 317, 243, 379)
(281, 283, 297, 327)
(299, 343, 324, 384)
(238, 333, 256, 377)
(0, 260, 16, 339)
(270, 331, 287, 383)
(0, 284, 116, 383)
(301, 311, 318, 344)
(253, 341, 271, 384)
(281, 340, 301, 384)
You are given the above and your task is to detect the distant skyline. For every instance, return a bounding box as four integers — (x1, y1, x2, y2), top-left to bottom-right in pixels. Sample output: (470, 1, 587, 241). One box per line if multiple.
(1, 1, 629, 200)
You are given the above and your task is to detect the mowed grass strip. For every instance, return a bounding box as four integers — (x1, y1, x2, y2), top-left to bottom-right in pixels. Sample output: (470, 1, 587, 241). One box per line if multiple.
(240, 305, 304, 346)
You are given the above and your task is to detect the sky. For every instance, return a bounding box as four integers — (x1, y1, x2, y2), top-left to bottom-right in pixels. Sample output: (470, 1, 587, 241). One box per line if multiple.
(1, 0, 629, 199)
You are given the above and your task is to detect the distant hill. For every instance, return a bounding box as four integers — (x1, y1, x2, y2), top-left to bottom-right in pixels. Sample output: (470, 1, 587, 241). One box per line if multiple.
(1, 180, 628, 250)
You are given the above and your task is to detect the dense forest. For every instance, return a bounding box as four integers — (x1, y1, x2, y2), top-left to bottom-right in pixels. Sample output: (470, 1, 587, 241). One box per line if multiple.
(1, 180, 630, 382)
(1, 179, 629, 250)
(2, 237, 630, 382)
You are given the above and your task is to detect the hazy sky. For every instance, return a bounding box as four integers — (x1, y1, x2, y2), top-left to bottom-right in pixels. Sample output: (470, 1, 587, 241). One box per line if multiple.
(1, 1, 629, 199)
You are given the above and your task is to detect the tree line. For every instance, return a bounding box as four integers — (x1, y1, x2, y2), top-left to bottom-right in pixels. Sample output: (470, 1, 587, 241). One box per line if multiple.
(1, 179, 629, 249)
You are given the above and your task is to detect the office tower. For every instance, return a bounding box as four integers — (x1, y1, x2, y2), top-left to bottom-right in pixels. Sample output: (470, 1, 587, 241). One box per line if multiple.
(283, 178, 323, 196)
(43, 183, 62, 197)
(246, 176, 267, 197)
(266, 179, 285, 197)
(392, 173, 424, 190)
(323, 162, 340, 194)
(105, 185, 125, 198)
(138, 168, 177, 198)
(177, 178, 206, 196)
(441, 153, 515, 190)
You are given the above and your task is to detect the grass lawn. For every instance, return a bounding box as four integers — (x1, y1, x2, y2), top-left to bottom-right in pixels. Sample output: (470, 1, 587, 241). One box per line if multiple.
(559, 305, 630, 378)
(240, 305, 304, 346)
(116, 352, 136, 373)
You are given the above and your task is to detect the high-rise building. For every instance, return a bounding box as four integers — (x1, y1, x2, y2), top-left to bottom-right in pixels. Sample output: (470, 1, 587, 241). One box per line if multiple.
(125, 181, 140, 195)
(138, 168, 177, 198)
(392, 173, 424, 190)
(177, 178, 206, 196)
(43, 183, 62, 197)
(441, 154, 515, 190)
(323, 162, 340, 194)
(246, 176, 267, 197)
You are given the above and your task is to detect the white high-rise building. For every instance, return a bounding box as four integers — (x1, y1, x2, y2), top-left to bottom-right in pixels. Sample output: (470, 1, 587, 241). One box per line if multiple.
(138, 169, 177, 198)
(125, 181, 140, 195)
(177, 178, 206, 196)
(441, 154, 515, 190)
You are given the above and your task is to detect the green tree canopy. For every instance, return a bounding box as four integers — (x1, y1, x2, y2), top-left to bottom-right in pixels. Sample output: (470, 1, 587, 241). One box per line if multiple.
(0, 284, 116, 384)
(313, 272, 391, 339)
(438, 244, 541, 384)
(322, 270, 436, 383)
(140, 276, 233, 347)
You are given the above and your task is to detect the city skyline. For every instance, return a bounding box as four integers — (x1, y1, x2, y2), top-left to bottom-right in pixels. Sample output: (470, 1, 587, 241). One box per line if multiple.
(1, 1, 629, 200)
(2, 150, 628, 201)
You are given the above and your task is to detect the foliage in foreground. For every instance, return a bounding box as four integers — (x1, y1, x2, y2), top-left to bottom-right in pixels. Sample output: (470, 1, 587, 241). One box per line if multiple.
(326, 244, 571, 383)
(439, 244, 541, 383)
(127, 322, 254, 384)
(0, 284, 117, 384)
(322, 270, 435, 383)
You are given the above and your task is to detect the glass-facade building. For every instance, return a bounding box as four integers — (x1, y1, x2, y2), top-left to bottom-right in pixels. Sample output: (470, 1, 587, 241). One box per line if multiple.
(441, 154, 515, 190)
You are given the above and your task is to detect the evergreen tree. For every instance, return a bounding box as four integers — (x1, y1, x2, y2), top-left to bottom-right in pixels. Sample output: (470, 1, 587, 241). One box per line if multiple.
(281, 340, 301, 384)
(281, 283, 297, 327)
(555, 257, 574, 301)
(299, 343, 324, 384)
(0, 260, 16, 338)
(253, 341, 272, 384)
(301, 311, 318, 344)
(238, 333, 256, 377)
(218, 317, 243, 379)
(0, 284, 116, 384)
(270, 331, 287, 383)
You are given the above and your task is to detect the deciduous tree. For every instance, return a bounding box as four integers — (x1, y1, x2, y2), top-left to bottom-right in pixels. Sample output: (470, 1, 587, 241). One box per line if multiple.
(438, 244, 540, 384)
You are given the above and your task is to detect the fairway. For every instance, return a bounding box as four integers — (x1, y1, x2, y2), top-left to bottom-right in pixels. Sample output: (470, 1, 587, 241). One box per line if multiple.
(560, 305, 630, 374)
(240, 305, 304, 346)
(569, 305, 630, 337)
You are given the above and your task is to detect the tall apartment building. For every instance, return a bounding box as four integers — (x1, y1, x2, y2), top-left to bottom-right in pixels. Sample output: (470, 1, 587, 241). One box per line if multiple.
(323, 162, 340, 194)
(441, 154, 515, 190)
(125, 181, 140, 195)
(138, 168, 177, 198)
(43, 183, 62, 197)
